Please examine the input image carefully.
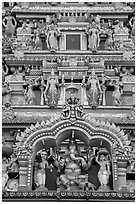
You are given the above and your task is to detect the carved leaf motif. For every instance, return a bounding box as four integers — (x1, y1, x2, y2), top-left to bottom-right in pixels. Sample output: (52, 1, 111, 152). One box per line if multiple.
(114, 126, 121, 134)
(25, 127, 31, 134)
(35, 122, 41, 129)
(109, 123, 116, 131)
(30, 124, 36, 131)
(41, 120, 46, 127)
(105, 121, 111, 128)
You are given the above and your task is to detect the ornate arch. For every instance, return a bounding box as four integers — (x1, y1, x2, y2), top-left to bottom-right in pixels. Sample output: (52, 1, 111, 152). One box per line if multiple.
(15, 113, 132, 192)
(16, 113, 131, 155)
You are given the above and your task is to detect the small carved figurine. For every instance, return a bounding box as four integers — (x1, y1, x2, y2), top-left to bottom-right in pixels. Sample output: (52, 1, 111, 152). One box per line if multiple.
(23, 79, 35, 105)
(3, 9, 17, 37)
(45, 23, 61, 52)
(85, 20, 100, 51)
(83, 70, 102, 109)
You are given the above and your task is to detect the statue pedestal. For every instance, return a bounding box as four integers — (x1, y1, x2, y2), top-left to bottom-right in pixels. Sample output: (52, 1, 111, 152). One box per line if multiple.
(9, 81, 25, 105)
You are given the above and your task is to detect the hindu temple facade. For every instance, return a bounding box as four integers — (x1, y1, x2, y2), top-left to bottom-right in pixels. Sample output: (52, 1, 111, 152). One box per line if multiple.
(2, 2, 135, 202)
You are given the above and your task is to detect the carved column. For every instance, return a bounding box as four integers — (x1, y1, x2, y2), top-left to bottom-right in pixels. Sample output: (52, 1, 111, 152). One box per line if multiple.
(82, 33, 87, 50)
(81, 86, 88, 105)
(132, 86, 135, 105)
(58, 86, 65, 105)
(102, 85, 107, 106)
(18, 158, 29, 191)
(40, 85, 44, 105)
(117, 160, 128, 192)
(59, 33, 65, 50)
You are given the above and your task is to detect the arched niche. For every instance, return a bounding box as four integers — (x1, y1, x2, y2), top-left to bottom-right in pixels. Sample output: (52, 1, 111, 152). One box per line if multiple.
(16, 116, 131, 192)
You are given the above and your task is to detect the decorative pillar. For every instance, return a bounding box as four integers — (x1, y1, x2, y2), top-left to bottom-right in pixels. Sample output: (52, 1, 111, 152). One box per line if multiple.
(18, 157, 29, 191)
(81, 86, 88, 105)
(102, 85, 107, 106)
(58, 86, 65, 105)
(59, 33, 65, 50)
(40, 85, 44, 105)
(132, 86, 135, 105)
(82, 33, 87, 50)
(117, 160, 128, 192)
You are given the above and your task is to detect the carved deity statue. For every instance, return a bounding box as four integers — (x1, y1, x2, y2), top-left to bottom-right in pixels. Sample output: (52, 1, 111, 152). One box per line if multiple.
(105, 29, 114, 50)
(33, 29, 42, 50)
(34, 150, 48, 190)
(83, 70, 102, 108)
(45, 23, 61, 52)
(44, 69, 63, 108)
(85, 20, 100, 51)
(59, 138, 86, 190)
(23, 79, 35, 105)
(2, 81, 12, 105)
(109, 79, 123, 106)
(57, 133, 95, 191)
(3, 9, 17, 37)
(96, 150, 111, 191)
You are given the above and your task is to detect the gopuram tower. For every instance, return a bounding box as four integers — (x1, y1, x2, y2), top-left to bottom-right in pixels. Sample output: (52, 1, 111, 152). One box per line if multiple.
(2, 2, 135, 202)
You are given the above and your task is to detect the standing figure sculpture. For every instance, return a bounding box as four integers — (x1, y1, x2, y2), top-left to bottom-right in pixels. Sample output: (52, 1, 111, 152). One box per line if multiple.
(109, 79, 123, 106)
(3, 9, 17, 37)
(96, 151, 111, 191)
(2, 82, 12, 105)
(45, 23, 61, 52)
(44, 69, 63, 108)
(24, 79, 35, 105)
(85, 20, 100, 51)
(35, 150, 48, 190)
(82, 70, 102, 109)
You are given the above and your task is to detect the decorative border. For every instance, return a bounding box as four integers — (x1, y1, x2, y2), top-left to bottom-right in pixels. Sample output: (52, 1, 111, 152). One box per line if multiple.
(2, 191, 135, 201)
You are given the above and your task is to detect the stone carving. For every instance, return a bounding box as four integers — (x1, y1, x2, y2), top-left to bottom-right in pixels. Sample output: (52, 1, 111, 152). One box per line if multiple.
(44, 69, 63, 108)
(129, 14, 135, 39)
(82, 70, 102, 109)
(2, 157, 10, 190)
(58, 133, 95, 191)
(17, 21, 31, 35)
(114, 20, 129, 35)
(45, 23, 61, 52)
(33, 29, 42, 50)
(85, 20, 100, 51)
(34, 150, 48, 190)
(5, 179, 19, 191)
(2, 103, 15, 120)
(23, 79, 35, 105)
(105, 29, 114, 50)
(2, 82, 12, 105)
(2, 9, 17, 37)
(109, 79, 123, 106)
(5, 67, 23, 82)
(96, 149, 111, 191)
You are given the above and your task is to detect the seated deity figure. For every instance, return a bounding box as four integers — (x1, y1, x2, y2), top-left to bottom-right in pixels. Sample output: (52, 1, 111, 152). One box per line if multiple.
(3, 9, 17, 37)
(34, 150, 48, 190)
(45, 23, 61, 52)
(44, 69, 63, 108)
(95, 150, 111, 191)
(58, 135, 88, 190)
(82, 70, 102, 109)
(85, 20, 100, 51)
